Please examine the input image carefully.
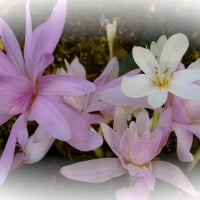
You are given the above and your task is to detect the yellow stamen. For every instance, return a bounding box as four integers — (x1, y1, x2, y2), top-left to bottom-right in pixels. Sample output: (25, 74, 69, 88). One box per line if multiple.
(153, 66, 174, 88)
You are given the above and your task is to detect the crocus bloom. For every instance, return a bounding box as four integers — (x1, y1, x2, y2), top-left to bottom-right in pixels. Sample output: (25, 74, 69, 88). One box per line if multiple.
(166, 94, 200, 162)
(57, 57, 120, 123)
(163, 60, 200, 162)
(0, 0, 102, 185)
(24, 56, 142, 165)
(60, 107, 198, 199)
(121, 33, 200, 108)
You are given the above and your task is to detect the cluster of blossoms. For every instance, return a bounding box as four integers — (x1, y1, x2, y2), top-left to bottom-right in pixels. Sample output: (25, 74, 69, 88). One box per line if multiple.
(1, 0, 200, 199)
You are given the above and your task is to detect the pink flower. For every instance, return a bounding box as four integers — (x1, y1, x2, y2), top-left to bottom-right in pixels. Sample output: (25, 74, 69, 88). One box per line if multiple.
(166, 94, 200, 162)
(57, 57, 120, 123)
(0, 0, 102, 184)
(60, 107, 199, 199)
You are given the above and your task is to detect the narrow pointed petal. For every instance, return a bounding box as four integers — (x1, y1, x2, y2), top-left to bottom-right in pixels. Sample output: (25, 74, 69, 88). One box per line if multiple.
(58, 103, 103, 151)
(12, 152, 25, 170)
(127, 164, 156, 191)
(32, 0, 67, 61)
(150, 41, 159, 58)
(0, 18, 25, 73)
(152, 161, 199, 196)
(148, 87, 168, 108)
(136, 111, 151, 134)
(182, 124, 200, 139)
(60, 158, 125, 183)
(25, 126, 55, 164)
(68, 129, 103, 151)
(0, 111, 13, 125)
(24, 0, 33, 75)
(33, 53, 54, 80)
(0, 51, 22, 76)
(156, 109, 171, 149)
(150, 35, 167, 60)
(121, 74, 153, 98)
(132, 46, 158, 79)
(101, 123, 121, 156)
(100, 87, 148, 108)
(94, 57, 119, 87)
(31, 96, 71, 141)
(116, 178, 151, 200)
(0, 113, 28, 185)
(65, 57, 86, 78)
(169, 101, 192, 124)
(159, 33, 189, 71)
(39, 75, 95, 96)
(172, 69, 200, 83)
(169, 83, 200, 100)
(172, 124, 193, 162)
(113, 106, 128, 133)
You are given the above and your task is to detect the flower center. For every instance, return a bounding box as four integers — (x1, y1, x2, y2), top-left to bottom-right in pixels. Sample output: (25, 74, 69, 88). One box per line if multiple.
(153, 66, 174, 88)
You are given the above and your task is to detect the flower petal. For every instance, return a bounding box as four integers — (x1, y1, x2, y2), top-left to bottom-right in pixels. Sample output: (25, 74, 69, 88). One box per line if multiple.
(0, 76, 34, 112)
(101, 123, 121, 157)
(68, 127, 103, 152)
(172, 123, 193, 162)
(39, 75, 95, 96)
(0, 111, 13, 125)
(57, 103, 103, 151)
(188, 58, 200, 69)
(100, 87, 148, 108)
(24, 0, 33, 75)
(33, 53, 54, 80)
(152, 161, 199, 196)
(185, 100, 200, 120)
(132, 46, 158, 79)
(116, 178, 151, 200)
(24, 126, 55, 164)
(0, 51, 22, 76)
(136, 111, 151, 134)
(31, 96, 71, 141)
(121, 74, 153, 98)
(172, 69, 200, 83)
(60, 158, 125, 183)
(32, 0, 67, 61)
(169, 83, 200, 100)
(0, 18, 25, 74)
(148, 87, 168, 108)
(94, 57, 119, 87)
(159, 33, 189, 71)
(150, 35, 167, 60)
(113, 107, 128, 133)
(156, 109, 171, 150)
(12, 152, 25, 170)
(0, 113, 28, 185)
(64, 57, 86, 78)
(127, 164, 156, 191)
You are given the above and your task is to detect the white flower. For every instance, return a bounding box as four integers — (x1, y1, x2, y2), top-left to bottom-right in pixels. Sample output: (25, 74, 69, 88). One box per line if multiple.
(150, 35, 167, 60)
(121, 33, 200, 108)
